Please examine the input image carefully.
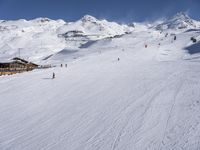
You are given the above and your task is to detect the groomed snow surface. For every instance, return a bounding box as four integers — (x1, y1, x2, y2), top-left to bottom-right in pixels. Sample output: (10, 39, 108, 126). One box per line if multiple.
(1, 13, 200, 150)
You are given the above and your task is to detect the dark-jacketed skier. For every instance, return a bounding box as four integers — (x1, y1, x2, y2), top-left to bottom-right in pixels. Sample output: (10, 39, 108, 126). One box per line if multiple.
(52, 72, 55, 79)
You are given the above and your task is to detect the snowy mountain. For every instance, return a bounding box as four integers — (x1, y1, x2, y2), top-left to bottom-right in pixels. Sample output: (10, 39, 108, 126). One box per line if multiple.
(0, 13, 200, 63)
(155, 12, 200, 31)
(0, 18, 66, 62)
(1, 13, 200, 150)
(58, 15, 132, 38)
(0, 15, 133, 62)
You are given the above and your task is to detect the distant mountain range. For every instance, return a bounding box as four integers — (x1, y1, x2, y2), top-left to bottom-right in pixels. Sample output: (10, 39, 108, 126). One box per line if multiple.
(0, 12, 199, 62)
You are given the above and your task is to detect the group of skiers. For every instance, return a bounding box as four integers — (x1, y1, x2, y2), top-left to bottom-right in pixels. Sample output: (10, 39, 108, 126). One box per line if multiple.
(52, 63, 68, 79)
(60, 64, 68, 68)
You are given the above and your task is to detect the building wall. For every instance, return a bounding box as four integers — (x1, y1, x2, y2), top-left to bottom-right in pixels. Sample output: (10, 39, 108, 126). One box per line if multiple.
(0, 62, 38, 76)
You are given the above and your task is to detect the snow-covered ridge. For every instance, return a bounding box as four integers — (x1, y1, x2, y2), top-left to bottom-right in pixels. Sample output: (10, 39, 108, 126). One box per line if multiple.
(57, 15, 133, 38)
(155, 12, 200, 31)
(0, 13, 200, 63)
(0, 15, 134, 62)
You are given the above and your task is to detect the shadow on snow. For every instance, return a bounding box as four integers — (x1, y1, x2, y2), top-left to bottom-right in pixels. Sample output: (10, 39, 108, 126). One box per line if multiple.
(185, 42, 200, 54)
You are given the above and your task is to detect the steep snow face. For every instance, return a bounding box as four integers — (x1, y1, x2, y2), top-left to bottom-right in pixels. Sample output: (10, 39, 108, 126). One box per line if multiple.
(0, 18, 67, 62)
(155, 12, 200, 31)
(56, 15, 134, 49)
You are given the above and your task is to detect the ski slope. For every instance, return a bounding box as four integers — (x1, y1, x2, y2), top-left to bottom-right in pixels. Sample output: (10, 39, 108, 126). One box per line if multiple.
(1, 25, 200, 150)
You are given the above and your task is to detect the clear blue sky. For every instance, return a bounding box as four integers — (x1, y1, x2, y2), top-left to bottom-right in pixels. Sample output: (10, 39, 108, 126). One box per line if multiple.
(0, 0, 199, 22)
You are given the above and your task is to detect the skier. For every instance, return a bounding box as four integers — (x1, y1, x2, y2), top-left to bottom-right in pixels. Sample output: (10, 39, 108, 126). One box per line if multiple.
(52, 72, 55, 79)
(145, 44, 148, 48)
(61, 64, 63, 67)
(118, 57, 120, 61)
(191, 37, 197, 43)
(174, 35, 177, 41)
(65, 64, 68, 68)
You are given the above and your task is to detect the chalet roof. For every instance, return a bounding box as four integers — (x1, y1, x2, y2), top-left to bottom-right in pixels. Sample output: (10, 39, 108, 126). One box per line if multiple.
(12, 57, 38, 66)
(12, 57, 29, 63)
(0, 61, 26, 65)
(0, 57, 38, 66)
(0, 60, 13, 64)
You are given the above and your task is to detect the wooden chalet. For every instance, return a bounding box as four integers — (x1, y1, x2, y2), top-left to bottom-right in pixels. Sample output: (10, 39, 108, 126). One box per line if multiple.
(0, 57, 39, 76)
(12, 57, 38, 69)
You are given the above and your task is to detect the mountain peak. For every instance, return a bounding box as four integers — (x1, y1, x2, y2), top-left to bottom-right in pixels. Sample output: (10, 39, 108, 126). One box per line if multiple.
(31, 17, 52, 23)
(170, 12, 190, 21)
(81, 15, 98, 23)
(155, 12, 197, 31)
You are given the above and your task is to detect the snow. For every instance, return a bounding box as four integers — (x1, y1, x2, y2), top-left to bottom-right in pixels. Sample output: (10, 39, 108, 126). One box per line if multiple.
(1, 13, 200, 150)
(0, 16, 133, 63)
(154, 12, 200, 33)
